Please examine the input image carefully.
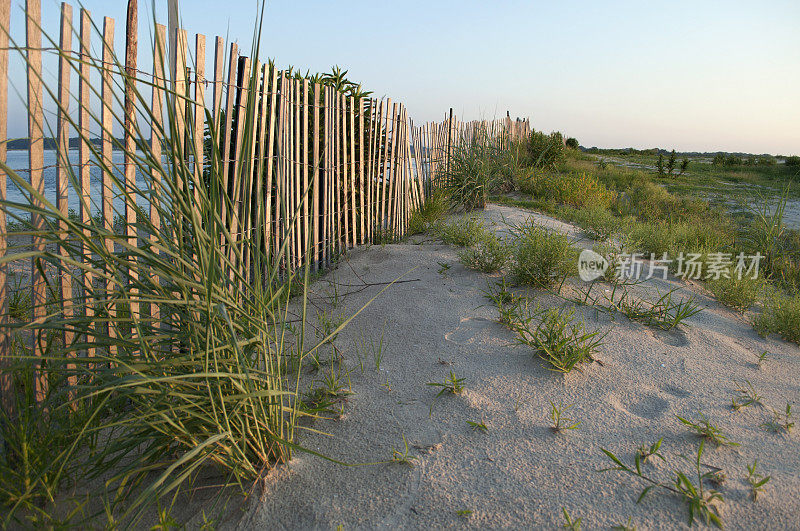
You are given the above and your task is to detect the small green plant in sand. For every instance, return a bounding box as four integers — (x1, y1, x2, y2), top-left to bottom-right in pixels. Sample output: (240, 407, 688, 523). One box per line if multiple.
(561, 507, 582, 530)
(549, 401, 581, 432)
(466, 420, 489, 434)
(408, 189, 450, 235)
(730, 379, 762, 411)
(611, 517, 636, 531)
(753, 291, 800, 345)
(316, 309, 347, 346)
(709, 275, 764, 313)
(392, 435, 418, 467)
(761, 403, 794, 434)
(746, 460, 771, 501)
(510, 220, 578, 289)
(437, 261, 451, 275)
(677, 414, 739, 447)
(636, 438, 665, 464)
(577, 284, 702, 331)
(353, 322, 387, 373)
(510, 303, 604, 373)
(433, 216, 488, 247)
(427, 371, 466, 397)
(456, 509, 474, 518)
(481, 278, 522, 328)
(457, 231, 511, 273)
(601, 440, 724, 528)
(756, 350, 770, 368)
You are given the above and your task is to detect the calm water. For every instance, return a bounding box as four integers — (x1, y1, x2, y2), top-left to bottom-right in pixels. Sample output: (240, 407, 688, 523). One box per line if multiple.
(3, 149, 160, 217)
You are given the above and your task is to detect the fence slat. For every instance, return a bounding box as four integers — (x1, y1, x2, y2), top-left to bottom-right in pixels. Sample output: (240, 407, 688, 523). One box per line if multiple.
(78, 8, 94, 357)
(193, 34, 206, 203)
(101, 16, 116, 346)
(312, 82, 320, 268)
(0, 0, 10, 413)
(358, 98, 365, 245)
(302, 78, 309, 264)
(26, 0, 47, 399)
(264, 67, 278, 264)
(56, 1, 74, 379)
(348, 96, 356, 247)
(149, 24, 166, 326)
(124, 1, 139, 324)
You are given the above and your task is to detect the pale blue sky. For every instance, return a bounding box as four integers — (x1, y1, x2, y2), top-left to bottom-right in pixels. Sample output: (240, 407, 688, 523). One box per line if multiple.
(10, 0, 800, 154)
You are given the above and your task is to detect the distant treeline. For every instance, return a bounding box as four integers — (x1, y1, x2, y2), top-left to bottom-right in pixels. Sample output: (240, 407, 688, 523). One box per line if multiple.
(6, 137, 153, 151)
(580, 146, 800, 166)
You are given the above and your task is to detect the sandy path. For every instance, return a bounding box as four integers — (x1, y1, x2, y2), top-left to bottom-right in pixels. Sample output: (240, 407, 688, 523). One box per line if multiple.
(230, 204, 799, 530)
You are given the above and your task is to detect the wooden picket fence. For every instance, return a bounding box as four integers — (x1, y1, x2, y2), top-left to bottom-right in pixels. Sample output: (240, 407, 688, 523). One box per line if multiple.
(0, 0, 530, 405)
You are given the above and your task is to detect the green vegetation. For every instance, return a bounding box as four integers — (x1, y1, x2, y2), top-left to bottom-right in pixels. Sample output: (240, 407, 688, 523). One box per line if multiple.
(676, 414, 739, 447)
(510, 304, 604, 373)
(745, 461, 770, 501)
(561, 507, 583, 530)
(730, 379, 763, 411)
(511, 220, 578, 288)
(601, 440, 724, 528)
(433, 215, 489, 247)
(426, 371, 466, 397)
(761, 403, 794, 434)
(709, 275, 764, 313)
(457, 231, 511, 273)
(549, 401, 582, 431)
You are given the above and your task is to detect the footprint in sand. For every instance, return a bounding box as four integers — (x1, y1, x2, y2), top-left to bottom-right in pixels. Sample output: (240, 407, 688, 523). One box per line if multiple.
(647, 328, 689, 348)
(444, 317, 494, 345)
(610, 393, 670, 420)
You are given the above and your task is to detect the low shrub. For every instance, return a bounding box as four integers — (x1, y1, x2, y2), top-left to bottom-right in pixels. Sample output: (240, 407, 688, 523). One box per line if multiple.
(753, 291, 800, 344)
(408, 189, 450, 235)
(433, 215, 489, 247)
(516, 171, 613, 210)
(566, 206, 627, 241)
(709, 275, 765, 313)
(511, 221, 578, 288)
(457, 232, 511, 273)
(510, 303, 604, 373)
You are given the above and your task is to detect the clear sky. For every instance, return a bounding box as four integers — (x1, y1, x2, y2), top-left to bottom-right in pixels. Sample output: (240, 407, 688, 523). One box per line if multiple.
(10, 0, 800, 155)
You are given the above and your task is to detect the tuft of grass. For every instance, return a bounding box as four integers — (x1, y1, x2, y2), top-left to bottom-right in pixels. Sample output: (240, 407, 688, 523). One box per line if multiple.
(433, 215, 489, 247)
(730, 379, 762, 411)
(408, 190, 450, 235)
(584, 285, 702, 331)
(511, 304, 604, 373)
(709, 275, 764, 313)
(636, 438, 665, 464)
(611, 517, 636, 531)
(746, 460, 770, 501)
(753, 291, 800, 344)
(443, 131, 508, 210)
(601, 440, 724, 528)
(755, 350, 769, 368)
(466, 420, 489, 434)
(761, 403, 794, 434)
(456, 509, 474, 518)
(426, 371, 466, 398)
(677, 414, 739, 447)
(481, 278, 522, 328)
(561, 507, 582, 530)
(510, 220, 578, 289)
(391, 435, 418, 467)
(549, 401, 581, 431)
(457, 231, 511, 273)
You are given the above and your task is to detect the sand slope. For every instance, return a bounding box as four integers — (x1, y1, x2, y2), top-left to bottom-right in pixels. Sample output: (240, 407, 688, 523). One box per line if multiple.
(234, 204, 800, 530)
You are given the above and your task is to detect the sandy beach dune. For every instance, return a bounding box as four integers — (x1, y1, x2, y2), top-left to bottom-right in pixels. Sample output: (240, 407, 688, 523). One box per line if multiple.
(227, 204, 799, 529)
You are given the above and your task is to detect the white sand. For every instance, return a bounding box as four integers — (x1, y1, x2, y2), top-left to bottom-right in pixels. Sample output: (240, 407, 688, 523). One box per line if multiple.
(227, 203, 799, 529)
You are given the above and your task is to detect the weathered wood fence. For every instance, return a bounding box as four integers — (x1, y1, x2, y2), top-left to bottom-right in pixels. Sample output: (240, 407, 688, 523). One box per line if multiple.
(0, 0, 530, 404)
